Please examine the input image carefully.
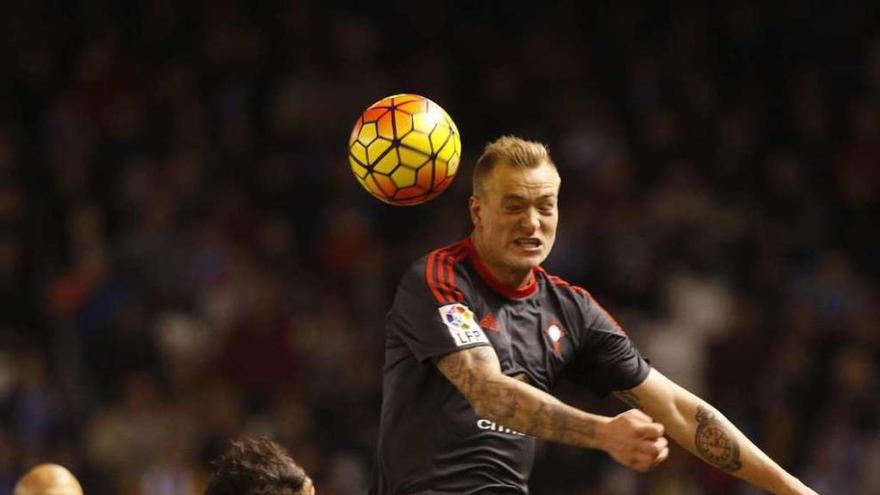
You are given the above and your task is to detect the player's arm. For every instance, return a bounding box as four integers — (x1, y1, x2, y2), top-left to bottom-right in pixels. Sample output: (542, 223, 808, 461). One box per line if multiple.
(614, 369, 818, 495)
(436, 345, 669, 472)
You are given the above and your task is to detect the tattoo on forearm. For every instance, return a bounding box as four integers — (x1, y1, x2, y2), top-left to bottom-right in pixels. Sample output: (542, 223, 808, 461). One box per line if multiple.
(436, 347, 597, 446)
(615, 389, 641, 409)
(527, 402, 596, 442)
(695, 405, 742, 472)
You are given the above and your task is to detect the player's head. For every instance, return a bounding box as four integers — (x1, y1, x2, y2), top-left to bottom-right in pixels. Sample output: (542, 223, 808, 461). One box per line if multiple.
(205, 437, 314, 495)
(13, 463, 83, 495)
(470, 136, 560, 282)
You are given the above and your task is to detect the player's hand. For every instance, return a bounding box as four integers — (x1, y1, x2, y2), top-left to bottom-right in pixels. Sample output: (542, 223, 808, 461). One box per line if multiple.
(598, 409, 669, 472)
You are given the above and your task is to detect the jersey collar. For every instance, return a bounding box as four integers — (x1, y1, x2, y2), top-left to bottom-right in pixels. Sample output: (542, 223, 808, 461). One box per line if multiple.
(463, 237, 538, 300)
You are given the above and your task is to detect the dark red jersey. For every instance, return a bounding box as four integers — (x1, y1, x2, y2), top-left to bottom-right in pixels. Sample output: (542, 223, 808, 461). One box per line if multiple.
(372, 238, 650, 494)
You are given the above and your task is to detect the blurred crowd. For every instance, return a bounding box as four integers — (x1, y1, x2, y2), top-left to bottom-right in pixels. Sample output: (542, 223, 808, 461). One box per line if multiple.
(1, 2, 878, 494)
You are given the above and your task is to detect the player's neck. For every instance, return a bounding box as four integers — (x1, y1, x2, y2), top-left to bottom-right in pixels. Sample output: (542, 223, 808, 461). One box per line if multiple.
(469, 234, 533, 290)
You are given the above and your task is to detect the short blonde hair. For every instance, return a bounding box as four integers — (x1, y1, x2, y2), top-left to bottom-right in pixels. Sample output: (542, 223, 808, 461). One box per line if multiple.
(472, 136, 556, 196)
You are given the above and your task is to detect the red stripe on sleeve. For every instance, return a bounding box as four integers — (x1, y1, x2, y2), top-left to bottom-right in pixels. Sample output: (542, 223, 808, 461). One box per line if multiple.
(442, 247, 467, 302)
(435, 245, 463, 303)
(435, 250, 450, 303)
(425, 241, 470, 305)
(425, 250, 449, 304)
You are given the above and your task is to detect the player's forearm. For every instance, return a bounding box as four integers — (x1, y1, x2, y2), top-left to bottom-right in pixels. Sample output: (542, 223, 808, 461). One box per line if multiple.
(437, 346, 610, 449)
(639, 388, 814, 495)
(472, 374, 608, 449)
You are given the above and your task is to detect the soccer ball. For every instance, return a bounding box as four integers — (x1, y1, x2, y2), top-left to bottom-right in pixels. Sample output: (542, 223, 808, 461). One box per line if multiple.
(348, 94, 461, 205)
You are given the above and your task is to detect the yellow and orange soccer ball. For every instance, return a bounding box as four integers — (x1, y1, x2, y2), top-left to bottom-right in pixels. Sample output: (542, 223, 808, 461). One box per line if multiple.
(348, 94, 461, 205)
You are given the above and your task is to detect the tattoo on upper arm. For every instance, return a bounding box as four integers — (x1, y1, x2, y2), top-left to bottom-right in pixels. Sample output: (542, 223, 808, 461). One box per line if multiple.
(614, 389, 641, 409)
(435, 346, 498, 400)
(470, 346, 496, 364)
(435, 347, 520, 419)
(695, 405, 743, 473)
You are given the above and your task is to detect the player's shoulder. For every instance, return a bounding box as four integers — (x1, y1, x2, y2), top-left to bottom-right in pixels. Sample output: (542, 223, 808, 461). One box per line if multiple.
(402, 239, 474, 305)
(410, 239, 470, 270)
(537, 267, 628, 335)
(536, 266, 592, 302)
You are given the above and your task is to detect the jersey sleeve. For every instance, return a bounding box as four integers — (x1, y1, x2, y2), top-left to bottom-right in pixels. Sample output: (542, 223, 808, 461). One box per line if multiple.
(388, 253, 491, 362)
(565, 292, 650, 397)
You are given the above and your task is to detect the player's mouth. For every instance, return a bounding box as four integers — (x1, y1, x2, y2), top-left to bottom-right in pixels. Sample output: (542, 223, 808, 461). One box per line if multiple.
(512, 237, 543, 253)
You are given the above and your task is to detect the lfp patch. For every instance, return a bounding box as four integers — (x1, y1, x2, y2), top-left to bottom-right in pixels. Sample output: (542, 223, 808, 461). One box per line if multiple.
(438, 303, 489, 347)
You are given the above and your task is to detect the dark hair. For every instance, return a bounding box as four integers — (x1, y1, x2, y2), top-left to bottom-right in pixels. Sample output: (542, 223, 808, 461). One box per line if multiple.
(472, 135, 556, 196)
(205, 437, 309, 495)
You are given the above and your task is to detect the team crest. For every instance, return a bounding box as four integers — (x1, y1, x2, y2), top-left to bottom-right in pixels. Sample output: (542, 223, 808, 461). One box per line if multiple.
(439, 303, 488, 347)
(545, 321, 568, 358)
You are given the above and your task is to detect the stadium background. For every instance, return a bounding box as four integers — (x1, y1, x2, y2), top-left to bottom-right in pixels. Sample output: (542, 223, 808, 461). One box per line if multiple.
(1, 1, 878, 494)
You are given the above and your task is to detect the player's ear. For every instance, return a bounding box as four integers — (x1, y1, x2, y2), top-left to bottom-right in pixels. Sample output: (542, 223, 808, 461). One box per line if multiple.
(469, 195, 481, 228)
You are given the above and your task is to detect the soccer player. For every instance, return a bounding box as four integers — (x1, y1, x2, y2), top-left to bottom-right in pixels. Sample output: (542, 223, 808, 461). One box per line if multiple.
(371, 136, 818, 494)
(13, 464, 83, 495)
(205, 437, 315, 495)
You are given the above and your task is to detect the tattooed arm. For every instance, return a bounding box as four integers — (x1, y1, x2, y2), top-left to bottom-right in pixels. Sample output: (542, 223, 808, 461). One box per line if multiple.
(436, 346, 669, 472)
(614, 369, 818, 495)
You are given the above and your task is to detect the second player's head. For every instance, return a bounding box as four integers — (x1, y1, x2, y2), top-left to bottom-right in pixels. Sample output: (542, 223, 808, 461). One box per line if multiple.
(13, 463, 83, 495)
(470, 136, 560, 287)
(205, 437, 314, 495)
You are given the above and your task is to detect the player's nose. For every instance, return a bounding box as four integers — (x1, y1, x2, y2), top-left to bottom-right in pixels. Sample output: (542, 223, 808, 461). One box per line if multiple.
(520, 208, 540, 232)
